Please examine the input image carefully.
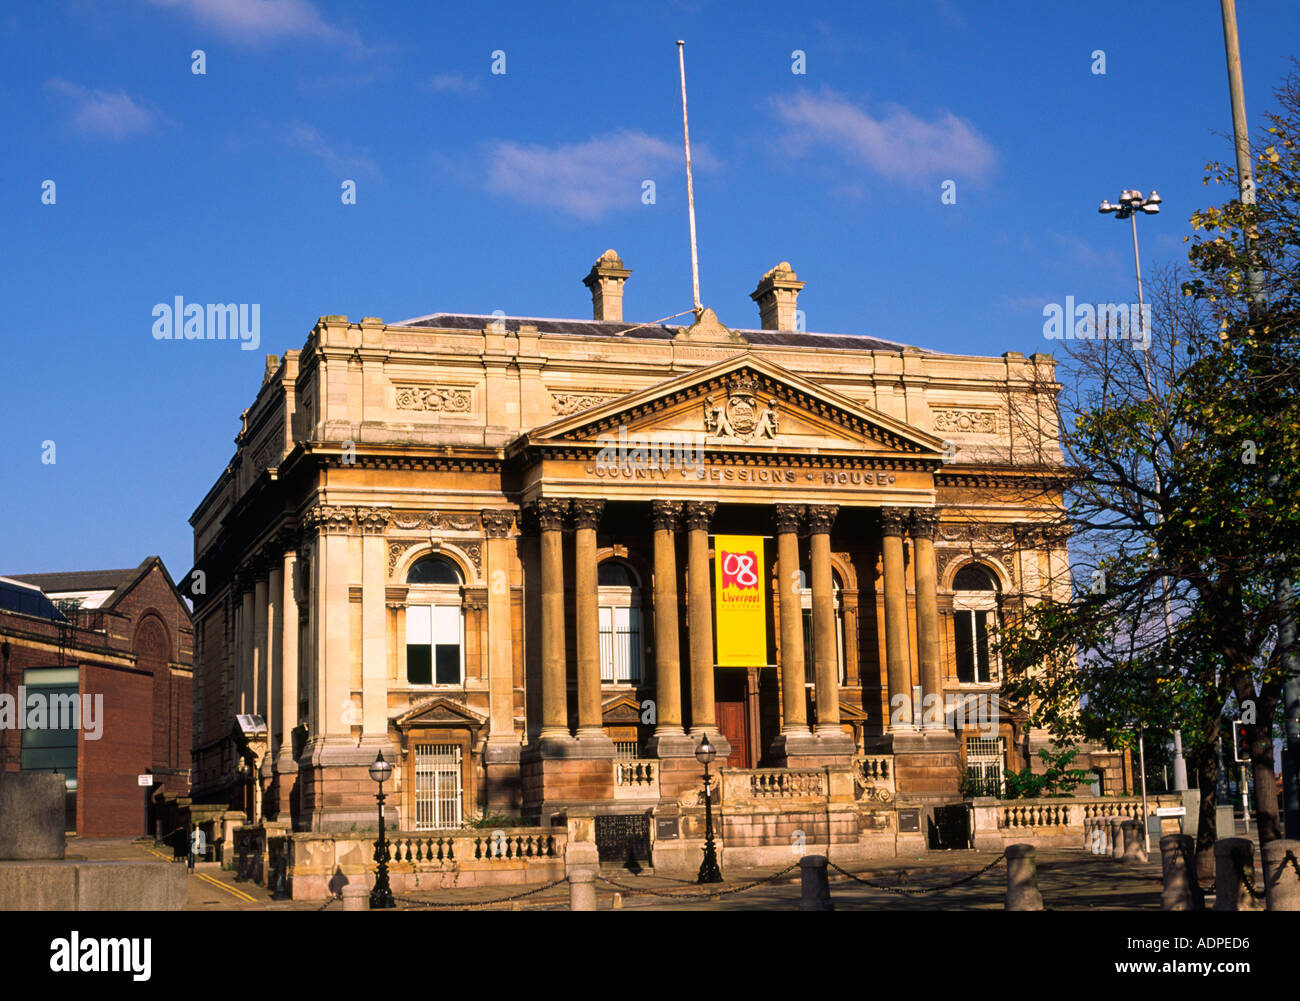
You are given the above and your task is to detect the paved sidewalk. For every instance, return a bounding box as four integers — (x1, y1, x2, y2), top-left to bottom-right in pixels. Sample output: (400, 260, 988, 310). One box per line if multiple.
(58, 840, 1201, 911)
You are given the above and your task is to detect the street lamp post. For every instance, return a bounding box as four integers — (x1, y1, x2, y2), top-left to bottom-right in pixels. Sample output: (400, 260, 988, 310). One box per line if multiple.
(1100, 189, 1188, 800)
(696, 735, 722, 884)
(368, 750, 395, 909)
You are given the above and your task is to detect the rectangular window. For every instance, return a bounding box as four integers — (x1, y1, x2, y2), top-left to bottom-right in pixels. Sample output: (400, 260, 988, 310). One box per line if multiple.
(413, 744, 462, 830)
(599, 606, 640, 683)
(21, 668, 80, 832)
(954, 610, 995, 684)
(406, 605, 463, 686)
(965, 736, 1006, 797)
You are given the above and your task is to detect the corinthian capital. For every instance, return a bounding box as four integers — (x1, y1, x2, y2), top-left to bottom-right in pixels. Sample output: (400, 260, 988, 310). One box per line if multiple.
(880, 507, 911, 539)
(910, 508, 940, 539)
(772, 503, 805, 535)
(570, 499, 606, 531)
(480, 508, 515, 539)
(650, 500, 683, 532)
(805, 504, 839, 535)
(533, 498, 571, 532)
(681, 501, 716, 533)
(356, 507, 393, 535)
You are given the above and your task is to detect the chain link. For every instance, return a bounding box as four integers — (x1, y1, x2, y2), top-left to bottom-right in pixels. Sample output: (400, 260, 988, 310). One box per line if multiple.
(1233, 855, 1267, 900)
(825, 854, 1006, 896)
(316, 895, 336, 911)
(393, 876, 570, 910)
(595, 862, 801, 901)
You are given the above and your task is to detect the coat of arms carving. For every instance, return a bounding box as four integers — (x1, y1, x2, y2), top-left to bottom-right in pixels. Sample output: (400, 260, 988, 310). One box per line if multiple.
(703, 375, 779, 442)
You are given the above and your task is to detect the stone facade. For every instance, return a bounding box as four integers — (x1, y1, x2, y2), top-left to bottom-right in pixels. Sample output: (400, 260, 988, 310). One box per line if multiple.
(188, 252, 1097, 865)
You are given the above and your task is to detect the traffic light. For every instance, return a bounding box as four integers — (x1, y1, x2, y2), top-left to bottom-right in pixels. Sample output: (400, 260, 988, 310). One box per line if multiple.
(1232, 720, 1251, 764)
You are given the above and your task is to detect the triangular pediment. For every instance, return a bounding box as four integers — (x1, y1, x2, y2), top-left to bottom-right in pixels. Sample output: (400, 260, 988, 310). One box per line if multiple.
(517, 354, 945, 459)
(601, 694, 644, 724)
(394, 696, 487, 729)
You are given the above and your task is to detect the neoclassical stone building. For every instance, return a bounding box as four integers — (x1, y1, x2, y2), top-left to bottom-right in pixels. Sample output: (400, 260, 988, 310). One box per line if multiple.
(189, 253, 1090, 851)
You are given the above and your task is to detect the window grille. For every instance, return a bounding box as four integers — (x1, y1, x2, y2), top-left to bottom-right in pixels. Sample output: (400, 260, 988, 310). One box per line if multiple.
(414, 744, 462, 830)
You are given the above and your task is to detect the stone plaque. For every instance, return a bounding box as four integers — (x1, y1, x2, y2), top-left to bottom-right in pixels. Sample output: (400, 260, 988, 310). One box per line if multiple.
(897, 808, 921, 834)
(655, 816, 679, 841)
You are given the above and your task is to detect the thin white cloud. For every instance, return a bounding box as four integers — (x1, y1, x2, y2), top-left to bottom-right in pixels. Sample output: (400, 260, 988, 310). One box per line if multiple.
(769, 88, 996, 187)
(45, 78, 156, 139)
(483, 130, 694, 220)
(287, 123, 378, 177)
(146, 0, 357, 46)
(428, 72, 480, 96)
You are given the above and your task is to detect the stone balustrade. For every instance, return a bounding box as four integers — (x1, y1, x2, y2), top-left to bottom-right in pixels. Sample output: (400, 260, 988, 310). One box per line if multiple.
(853, 755, 895, 802)
(613, 759, 659, 799)
(1000, 801, 1073, 830)
(263, 826, 566, 900)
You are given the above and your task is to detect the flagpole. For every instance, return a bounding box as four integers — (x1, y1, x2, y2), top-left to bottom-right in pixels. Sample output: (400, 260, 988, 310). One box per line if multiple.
(677, 40, 703, 314)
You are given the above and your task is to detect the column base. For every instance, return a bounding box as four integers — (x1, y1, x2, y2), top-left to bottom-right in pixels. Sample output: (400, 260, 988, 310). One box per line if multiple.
(868, 730, 962, 803)
(770, 728, 855, 768)
(645, 729, 696, 759)
(299, 737, 397, 832)
(484, 737, 522, 815)
(520, 749, 616, 822)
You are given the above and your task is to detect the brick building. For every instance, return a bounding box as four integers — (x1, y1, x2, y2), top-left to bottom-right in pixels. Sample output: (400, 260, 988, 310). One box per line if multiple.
(0, 558, 193, 837)
(188, 252, 1131, 870)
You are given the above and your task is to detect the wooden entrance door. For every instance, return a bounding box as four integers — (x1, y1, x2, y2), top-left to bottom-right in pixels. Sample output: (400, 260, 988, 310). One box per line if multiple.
(714, 669, 751, 767)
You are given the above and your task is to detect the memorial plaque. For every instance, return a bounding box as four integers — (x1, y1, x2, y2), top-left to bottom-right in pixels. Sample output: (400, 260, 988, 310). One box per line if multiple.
(596, 813, 651, 864)
(897, 808, 921, 834)
(655, 816, 679, 841)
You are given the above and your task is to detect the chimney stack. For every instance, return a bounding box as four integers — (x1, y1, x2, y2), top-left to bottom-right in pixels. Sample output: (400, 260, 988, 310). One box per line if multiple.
(583, 249, 631, 323)
(750, 262, 804, 331)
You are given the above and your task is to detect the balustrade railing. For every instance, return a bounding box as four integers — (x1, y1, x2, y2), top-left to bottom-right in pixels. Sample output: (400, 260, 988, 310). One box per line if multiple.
(744, 769, 826, 799)
(614, 759, 657, 788)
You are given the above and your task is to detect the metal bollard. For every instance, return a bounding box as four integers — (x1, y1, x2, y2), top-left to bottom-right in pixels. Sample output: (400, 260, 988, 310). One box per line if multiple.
(1261, 838, 1300, 911)
(1005, 843, 1044, 910)
(798, 854, 833, 911)
(341, 884, 368, 911)
(1159, 835, 1198, 910)
(1213, 838, 1262, 911)
(1121, 820, 1148, 863)
(568, 869, 597, 911)
(1108, 818, 1123, 859)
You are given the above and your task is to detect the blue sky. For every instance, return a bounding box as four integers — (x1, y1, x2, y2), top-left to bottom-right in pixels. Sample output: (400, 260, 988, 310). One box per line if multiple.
(3, 0, 1299, 580)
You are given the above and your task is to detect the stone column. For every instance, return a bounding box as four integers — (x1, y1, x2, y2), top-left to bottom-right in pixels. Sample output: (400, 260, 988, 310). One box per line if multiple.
(267, 553, 284, 756)
(357, 508, 391, 740)
(910, 509, 942, 728)
(647, 500, 689, 756)
(807, 505, 841, 733)
(253, 570, 270, 720)
(683, 501, 717, 737)
(572, 499, 611, 748)
(239, 580, 255, 716)
(278, 539, 299, 781)
(318, 506, 354, 740)
(881, 507, 913, 730)
(773, 504, 808, 736)
(481, 509, 517, 743)
(536, 498, 572, 743)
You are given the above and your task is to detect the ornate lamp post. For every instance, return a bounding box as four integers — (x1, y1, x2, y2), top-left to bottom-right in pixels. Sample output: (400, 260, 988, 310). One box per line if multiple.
(368, 750, 395, 909)
(696, 734, 722, 884)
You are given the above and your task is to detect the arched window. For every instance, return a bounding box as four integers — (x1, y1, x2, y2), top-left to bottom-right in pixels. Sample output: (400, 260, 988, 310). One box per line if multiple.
(797, 569, 846, 685)
(598, 560, 641, 684)
(952, 563, 1000, 685)
(405, 556, 465, 686)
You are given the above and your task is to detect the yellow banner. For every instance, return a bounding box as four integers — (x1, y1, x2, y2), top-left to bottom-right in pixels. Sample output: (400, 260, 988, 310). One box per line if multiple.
(714, 535, 767, 666)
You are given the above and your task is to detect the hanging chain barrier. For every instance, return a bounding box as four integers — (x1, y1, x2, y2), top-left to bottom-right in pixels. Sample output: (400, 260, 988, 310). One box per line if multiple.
(825, 854, 1006, 896)
(1234, 855, 1266, 901)
(594, 861, 801, 901)
(316, 895, 336, 911)
(392, 876, 570, 910)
